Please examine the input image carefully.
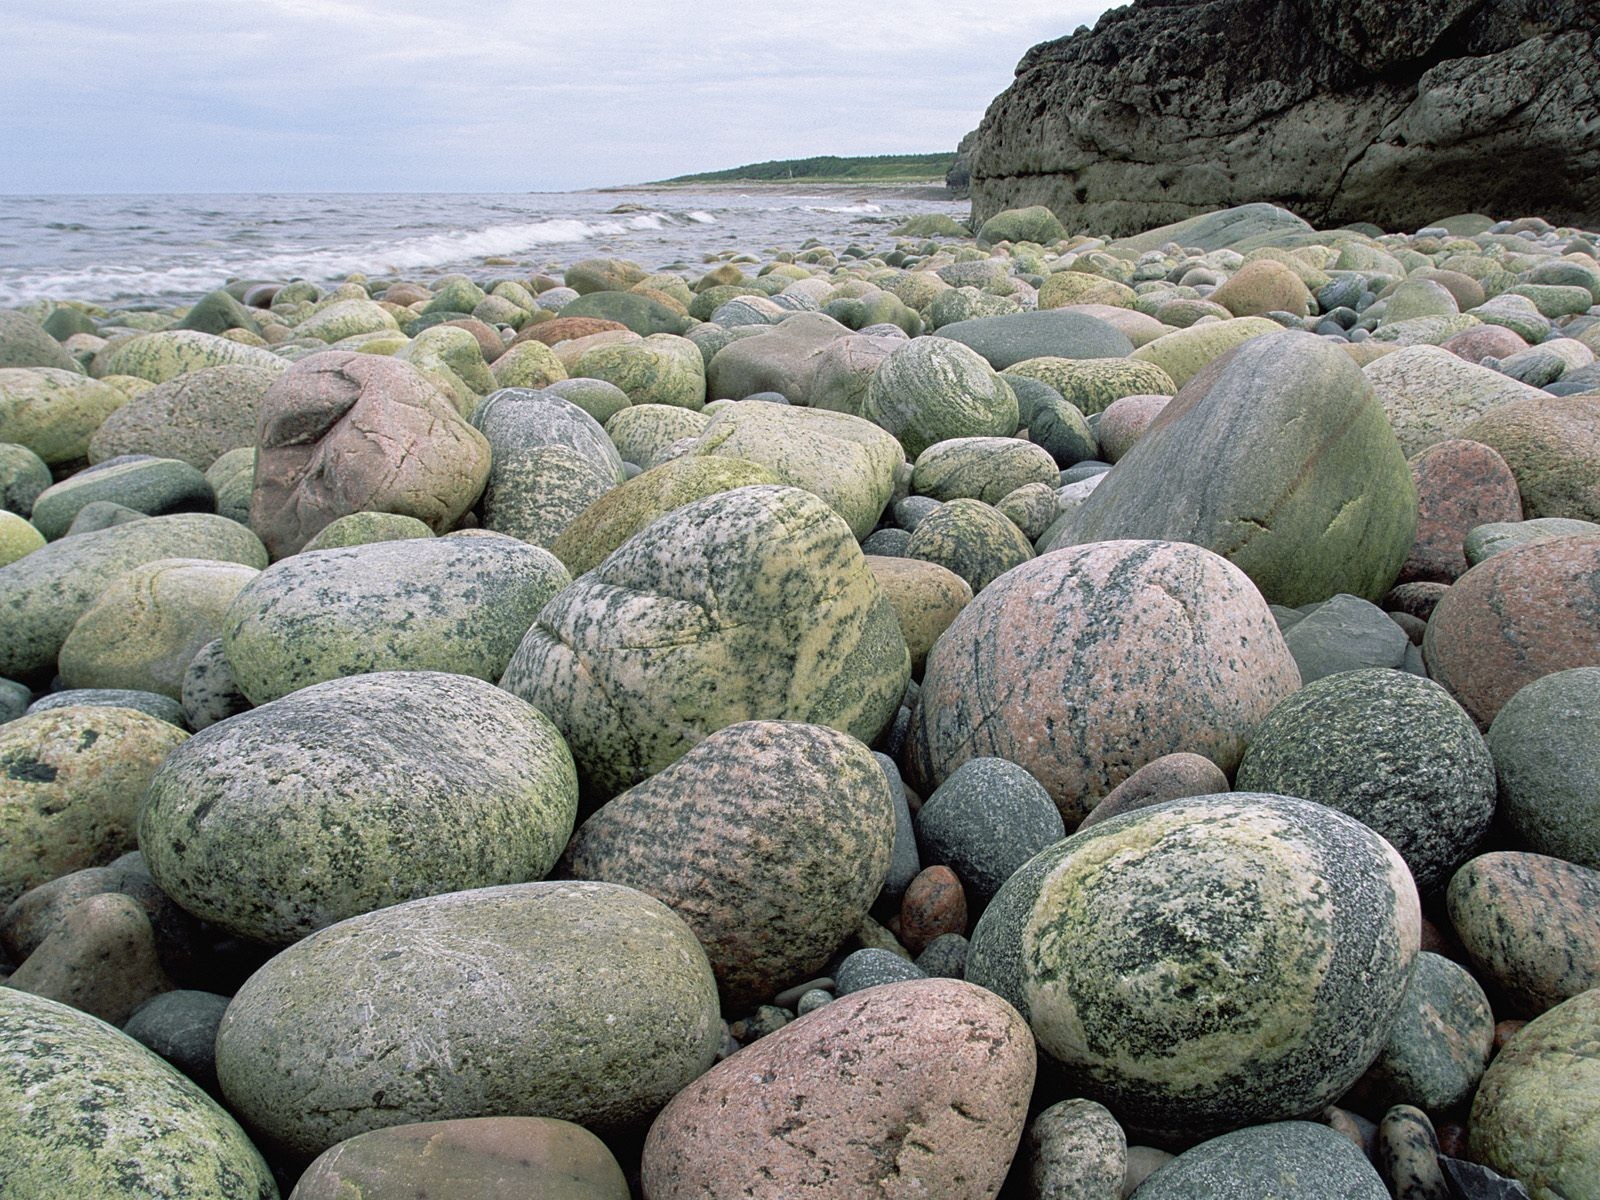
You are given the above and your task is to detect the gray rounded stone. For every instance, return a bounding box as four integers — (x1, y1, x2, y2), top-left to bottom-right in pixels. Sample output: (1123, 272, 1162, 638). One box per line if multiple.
(1281, 593, 1411, 683)
(179, 638, 250, 730)
(139, 671, 578, 945)
(123, 989, 231, 1098)
(215, 881, 721, 1157)
(30, 456, 214, 541)
(914, 757, 1066, 904)
(1236, 670, 1496, 893)
(27, 688, 186, 726)
(835, 947, 926, 994)
(1025, 1097, 1127, 1200)
(0, 442, 51, 516)
(939, 310, 1135, 371)
(1132, 1121, 1388, 1199)
(1487, 667, 1600, 871)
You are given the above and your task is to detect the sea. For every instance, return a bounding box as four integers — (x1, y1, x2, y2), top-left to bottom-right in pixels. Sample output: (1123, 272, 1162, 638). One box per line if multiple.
(0, 190, 970, 312)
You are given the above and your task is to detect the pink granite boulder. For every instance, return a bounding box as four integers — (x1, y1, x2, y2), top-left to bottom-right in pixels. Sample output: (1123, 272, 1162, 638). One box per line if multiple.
(641, 978, 1035, 1199)
(1399, 438, 1524, 584)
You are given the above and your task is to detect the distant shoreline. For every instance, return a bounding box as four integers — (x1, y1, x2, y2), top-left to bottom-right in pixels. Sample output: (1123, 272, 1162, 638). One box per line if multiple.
(593, 180, 959, 202)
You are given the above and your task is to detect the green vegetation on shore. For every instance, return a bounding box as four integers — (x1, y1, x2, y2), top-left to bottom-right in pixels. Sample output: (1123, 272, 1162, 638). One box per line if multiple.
(654, 153, 955, 184)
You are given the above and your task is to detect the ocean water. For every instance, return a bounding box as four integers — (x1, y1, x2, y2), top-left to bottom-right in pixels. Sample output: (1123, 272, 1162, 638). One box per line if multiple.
(0, 190, 969, 310)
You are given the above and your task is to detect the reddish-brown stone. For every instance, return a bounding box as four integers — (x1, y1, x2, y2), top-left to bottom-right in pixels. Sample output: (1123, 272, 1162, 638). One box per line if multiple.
(4, 893, 170, 1024)
(1095, 393, 1169, 463)
(1422, 534, 1600, 728)
(1383, 580, 1450, 623)
(248, 350, 491, 559)
(1399, 438, 1524, 584)
(1492, 1020, 1527, 1056)
(516, 316, 630, 348)
(641, 978, 1035, 1200)
(441, 318, 504, 362)
(1078, 751, 1228, 829)
(380, 282, 432, 307)
(899, 866, 967, 954)
(1439, 325, 1528, 364)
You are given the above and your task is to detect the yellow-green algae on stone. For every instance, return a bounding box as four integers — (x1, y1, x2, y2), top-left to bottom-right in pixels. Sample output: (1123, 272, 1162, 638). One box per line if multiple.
(91, 330, 287, 385)
(967, 792, 1420, 1143)
(1128, 316, 1281, 388)
(0, 367, 129, 465)
(500, 485, 909, 800)
(1470, 986, 1600, 1200)
(138, 671, 578, 945)
(215, 881, 720, 1158)
(221, 533, 569, 704)
(1004, 357, 1175, 417)
(0, 988, 277, 1199)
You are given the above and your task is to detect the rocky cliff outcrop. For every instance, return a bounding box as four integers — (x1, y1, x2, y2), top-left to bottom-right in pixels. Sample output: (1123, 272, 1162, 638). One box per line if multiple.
(969, 0, 1599, 235)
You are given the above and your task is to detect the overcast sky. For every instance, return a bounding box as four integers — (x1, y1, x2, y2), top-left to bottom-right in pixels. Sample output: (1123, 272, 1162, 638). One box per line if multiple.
(0, 1, 1116, 194)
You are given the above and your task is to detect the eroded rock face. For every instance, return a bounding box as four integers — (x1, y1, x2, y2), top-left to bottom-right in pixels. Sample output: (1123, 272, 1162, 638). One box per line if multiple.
(969, 0, 1599, 235)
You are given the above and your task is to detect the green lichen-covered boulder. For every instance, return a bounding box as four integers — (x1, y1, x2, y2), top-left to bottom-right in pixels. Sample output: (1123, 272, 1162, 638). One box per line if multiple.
(603, 403, 710, 469)
(1470, 986, 1600, 1200)
(543, 376, 630, 425)
(866, 555, 973, 678)
(904, 497, 1035, 594)
(30, 456, 214, 541)
(0, 511, 44, 567)
(0, 367, 128, 465)
(0, 513, 267, 682)
(911, 436, 1058, 505)
(1461, 395, 1600, 524)
(564, 720, 892, 1008)
(1133, 1121, 1388, 1199)
(1060, 332, 1417, 608)
(177, 289, 262, 337)
(205, 447, 254, 524)
(977, 206, 1068, 246)
(1037, 272, 1138, 310)
(1129, 316, 1281, 388)
(0, 441, 52, 515)
(0, 311, 82, 372)
(140, 671, 577, 946)
(910, 540, 1299, 822)
(86, 364, 279, 469)
(0, 705, 190, 907)
(221, 534, 569, 704)
(58, 557, 259, 699)
(490, 339, 568, 390)
(565, 258, 649, 295)
(298, 510, 433, 551)
(1487, 668, 1600, 872)
(0, 989, 277, 1199)
(683, 401, 902, 540)
(91, 331, 286, 385)
(215, 881, 720, 1156)
(1364, 347, 1548, 458)
(1005, 356, 1175, 418)
(550, 455, 781, 577)
(862, 336, 1018, 460)
(573, 333, 705, 410)
(1236, 670, 1495, 893)
(560, 291, 691, 336)
(500, 485, 909, 800)
(293, 299, 398, 344)
(968, 793, 1420, 1142)
(397, 325, 495, 414)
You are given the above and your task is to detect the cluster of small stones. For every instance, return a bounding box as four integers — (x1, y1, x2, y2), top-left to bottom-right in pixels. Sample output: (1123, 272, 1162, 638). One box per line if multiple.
(1, 199, 1599, 1199)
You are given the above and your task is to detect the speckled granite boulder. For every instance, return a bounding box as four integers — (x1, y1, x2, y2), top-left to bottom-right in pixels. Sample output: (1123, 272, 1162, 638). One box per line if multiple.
(565, 720, 891, 1008)
(1005, 357, 1174, 418)
(862, 336, 1018, 459)
(1422, 534, 1600, 729)
(1060, 332, 1416, 607)
(139, 671, 576, 945)
(1460, 395, 1600, 524)
(180, 638, 250, 730)
(0, 311, 81, 372)
(298, 510, 433, 551)
(288, 1117, 629, 1200)
(1132, 1121, 1388, 1199)
(1363, 347, 1547, 458)
(1378, 1106, 1447, 1200)
(968, 793, 1420, 1142)
(641, 978, 1035, 1200)
(904, 497, 1035, 593)
(248, 351, 491, 559)
(1400, 439, 1524, 584)
(603, 402, 709, 468)
(1470, 986, 1600, 1200)
(57, 557, 258, 699)
(0, 989, 277, 1199)
(1237, 670, 1494, 893)
(1488, 668, 1600, 871)
(0, 369, 129, 466)
(864, 555, 972, 678)
(910, 540, 1299, 822)
(91, 329, 286, 385)
(549, 455, 779, 577)
(1346, 952, 1494, 1115)
(573, 333, 705, 409)
(1448, 852, 1600, 1018)
(500, 486, 908, 799)
(1024, 1098, 1127, 1200)
(910, 436, 1058, 507)
(86, 364, 279, 469)
(221, 534, 569, 704)
(683, 401, 903, 540)
(30, 456, 214, 541)
(0, 706, 189, 907)
(26, 688, 185, 726)
(914, 757, 1065, 905)
(217, 881, 720, 1156)
(835, 947, 925, 993)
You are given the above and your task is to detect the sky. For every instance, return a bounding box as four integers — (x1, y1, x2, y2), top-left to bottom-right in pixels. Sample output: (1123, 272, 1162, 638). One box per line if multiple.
(0, 1, 1116, 194)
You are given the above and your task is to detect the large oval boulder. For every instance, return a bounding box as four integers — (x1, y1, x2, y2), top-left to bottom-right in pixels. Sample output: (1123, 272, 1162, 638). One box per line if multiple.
(909, 539, 1299, 822)
(0, 368, 130, 466)
(861, 336, 1018, 459)
(1487, 667, 1600, 871)
(1461, 394, 1600, 523)
(968, 793, 1420, 1142)
(215, 881, 721, 1157)
(86, 364, 280, 469)
(500, 485, 909, 799)
(0, 989, 277, 1199)
(221, 533, 569, 704)
(138, 672, 578, 944)
(248, 351, 491, 559)
(1059, 331, 1417, 607)
(91, 330, 286, 386)
(641, 978, 1035, 1200)
(564, 720, 892, 1008)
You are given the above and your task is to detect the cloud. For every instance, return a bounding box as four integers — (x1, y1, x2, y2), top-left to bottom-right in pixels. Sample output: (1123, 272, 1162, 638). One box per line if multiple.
(0, 1, 1114, 192)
